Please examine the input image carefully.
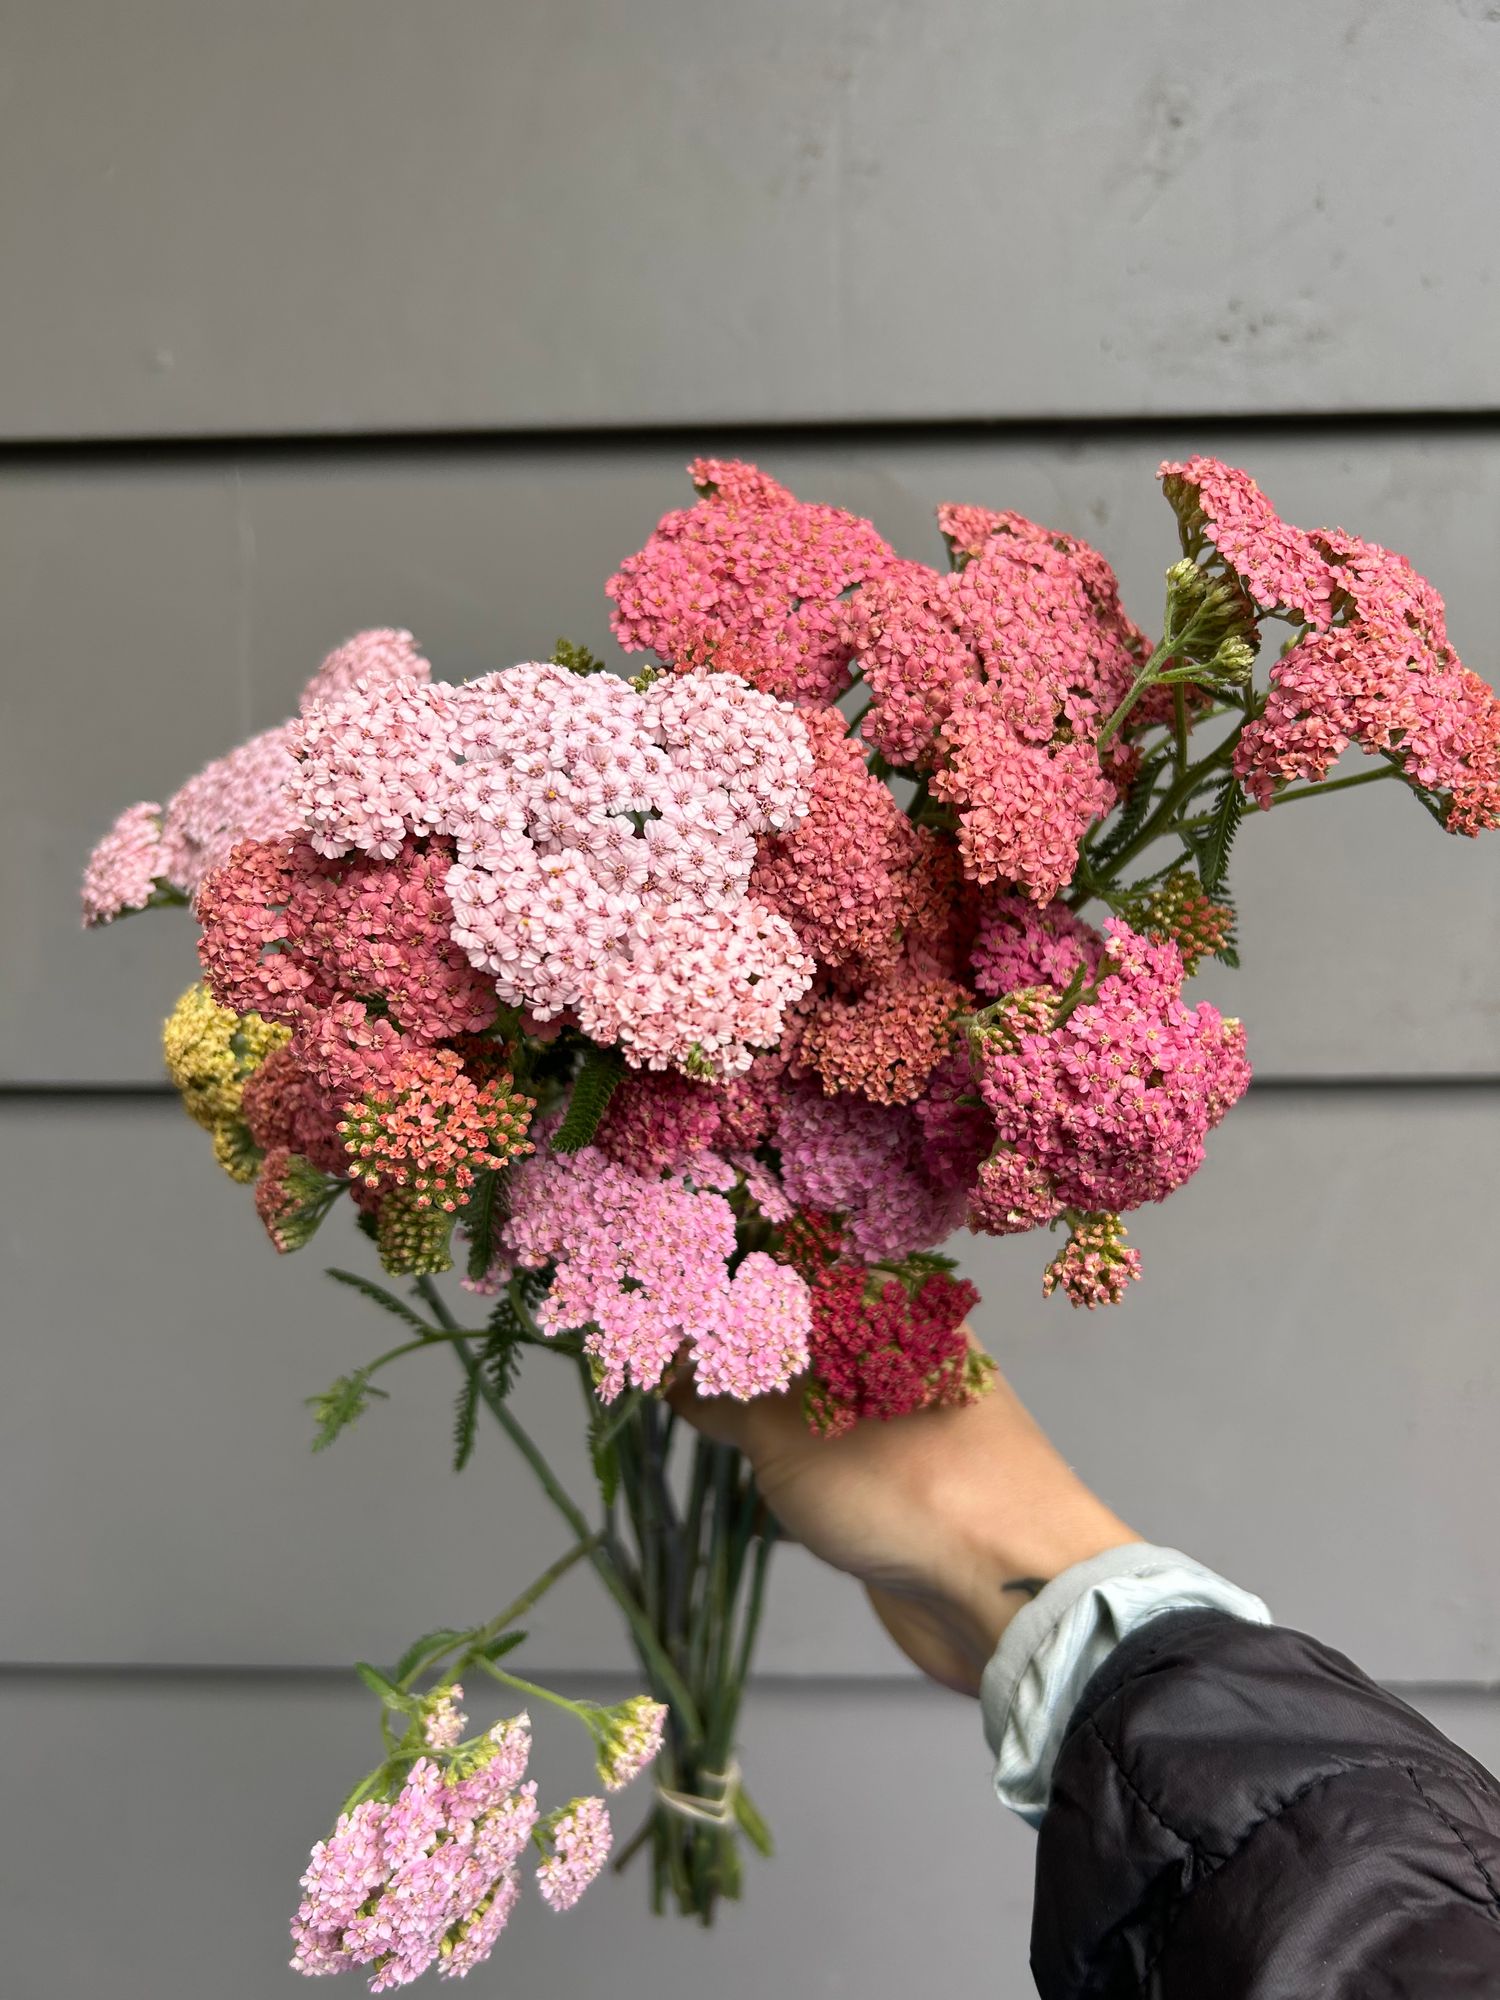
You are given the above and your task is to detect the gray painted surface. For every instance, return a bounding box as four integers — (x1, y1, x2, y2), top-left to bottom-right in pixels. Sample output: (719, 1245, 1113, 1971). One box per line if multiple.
(10, 431, 1500, 1084)
(3, 4, 1499, 438)
(8, 0, 1500, 440)
(3, 1668, 1495, 2000)
(5, 1090, 1497, 1682)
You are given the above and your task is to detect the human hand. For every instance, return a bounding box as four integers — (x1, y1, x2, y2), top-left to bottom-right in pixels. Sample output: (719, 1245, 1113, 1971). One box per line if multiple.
(670, 1339, 1137, 1695)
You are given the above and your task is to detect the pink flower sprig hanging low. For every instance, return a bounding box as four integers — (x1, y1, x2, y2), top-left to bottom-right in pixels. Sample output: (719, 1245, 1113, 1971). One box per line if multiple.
(85, 457, 1500, 1981)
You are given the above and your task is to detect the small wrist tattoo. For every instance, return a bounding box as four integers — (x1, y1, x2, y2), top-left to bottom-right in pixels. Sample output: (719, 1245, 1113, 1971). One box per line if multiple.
(1001, 1576, 1050, 1599)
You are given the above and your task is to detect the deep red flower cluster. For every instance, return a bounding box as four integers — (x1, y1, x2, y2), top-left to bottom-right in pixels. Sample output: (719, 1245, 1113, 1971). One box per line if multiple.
(801, 1261, 983, 1437)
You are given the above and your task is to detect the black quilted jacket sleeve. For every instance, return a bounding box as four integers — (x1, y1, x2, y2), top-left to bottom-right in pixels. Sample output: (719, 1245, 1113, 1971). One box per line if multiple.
(1031, 1609, 1500, 1998)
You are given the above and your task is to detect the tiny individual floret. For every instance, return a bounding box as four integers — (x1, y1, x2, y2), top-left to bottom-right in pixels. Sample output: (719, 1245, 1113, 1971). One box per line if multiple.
(534, 1797, 612, 1912)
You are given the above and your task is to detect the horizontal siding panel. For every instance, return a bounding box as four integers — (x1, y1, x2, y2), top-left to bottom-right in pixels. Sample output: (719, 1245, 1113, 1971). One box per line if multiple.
(2, 1670, 1494, 2000)
(3, 1091, 1497, 1681)
(6, 430, 1498, 1082)
(1, 2, 1498, 437)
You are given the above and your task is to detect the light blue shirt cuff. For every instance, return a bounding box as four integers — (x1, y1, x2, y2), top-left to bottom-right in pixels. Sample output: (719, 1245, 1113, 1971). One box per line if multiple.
(979, 1542, 1271, 1827)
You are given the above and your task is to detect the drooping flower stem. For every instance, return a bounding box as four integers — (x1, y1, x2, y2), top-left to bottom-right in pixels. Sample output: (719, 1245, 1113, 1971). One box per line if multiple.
(415, 1277, 704, 1734)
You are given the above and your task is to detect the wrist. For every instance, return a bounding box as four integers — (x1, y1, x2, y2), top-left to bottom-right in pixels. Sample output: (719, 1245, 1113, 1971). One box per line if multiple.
(919, 1389, 1139, 1689)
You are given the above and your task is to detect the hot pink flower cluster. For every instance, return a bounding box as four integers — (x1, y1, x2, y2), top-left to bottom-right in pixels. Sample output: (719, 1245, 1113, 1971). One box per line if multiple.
(606, 458, 898, 705)
(972, 922, 1251, 1223)
(500, 1134, 811, 1400)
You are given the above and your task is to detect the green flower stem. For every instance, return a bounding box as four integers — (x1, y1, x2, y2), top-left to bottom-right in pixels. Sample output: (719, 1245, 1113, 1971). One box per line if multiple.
(1077, 734, 1240, 907)
(408, 1536, 600, 1695)
(1172, 685, 1189, 786)
(471, 1655, 591, 1722)
(1264, 763, 1400, 808)
(416, 1278, 705, 1736)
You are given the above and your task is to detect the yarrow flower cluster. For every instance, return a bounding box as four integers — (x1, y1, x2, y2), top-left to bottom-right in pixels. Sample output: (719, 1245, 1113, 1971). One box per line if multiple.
(290, 1685, 651, 1993)
(500, 1133, 812, 1400)
(971, 922, 1251, 1223)
(606, 458, 899, 704)
(1161, 458, 1500, 834)
(291, 1721, 540, 1990)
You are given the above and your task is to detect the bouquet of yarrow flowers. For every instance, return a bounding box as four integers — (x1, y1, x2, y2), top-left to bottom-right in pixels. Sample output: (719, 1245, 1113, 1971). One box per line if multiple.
(83, 457, 1500, 1987)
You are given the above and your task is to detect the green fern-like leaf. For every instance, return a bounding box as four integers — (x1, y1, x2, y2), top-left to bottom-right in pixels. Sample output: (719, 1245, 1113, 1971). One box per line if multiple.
(307, 1370, 389, 1452)
(452, 1370, 481, 1472)
(1092, 746, 1170, 868)
(325, 1268, 433, 1334)
(1197, 773, 1246, 896)
(464, 1170, 505, 1283)
(479, 1311, 524, 1404)
(552, 1045, 626, 1153)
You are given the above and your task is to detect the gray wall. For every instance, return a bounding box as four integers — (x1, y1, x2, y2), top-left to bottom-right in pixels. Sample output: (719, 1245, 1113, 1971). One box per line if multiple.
(3, 6, 1498, 1997)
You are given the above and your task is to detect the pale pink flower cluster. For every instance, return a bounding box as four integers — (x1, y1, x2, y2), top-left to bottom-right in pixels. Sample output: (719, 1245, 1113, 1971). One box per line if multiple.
(774, 1084, 965, 1262)
(423, 1687, 468, 1752)
(80, 800, 171, 925)
(972, 923, 1251, 1223)
(300, 628, 432, 715)
(535, 1797, 613, 1913)
(291, 1719, 539, 1990)
(501, 1137, 811, 1399)
(606, 458, 899, 704)
(290, 661, 816, 1075)
(83, 632, 433, 924)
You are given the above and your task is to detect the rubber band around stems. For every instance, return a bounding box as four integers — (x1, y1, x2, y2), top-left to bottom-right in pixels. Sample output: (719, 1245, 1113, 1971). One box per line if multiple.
(654, 1758, 742, 1825)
